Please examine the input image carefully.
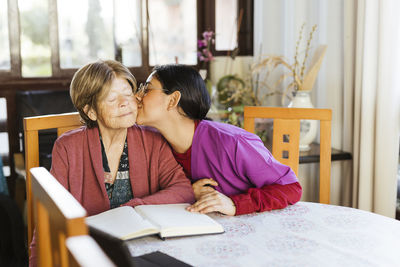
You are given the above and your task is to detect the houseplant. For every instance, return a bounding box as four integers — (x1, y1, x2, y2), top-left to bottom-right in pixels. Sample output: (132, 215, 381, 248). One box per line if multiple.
(197, 30, 215, 91)
(197, 30, 215, 98)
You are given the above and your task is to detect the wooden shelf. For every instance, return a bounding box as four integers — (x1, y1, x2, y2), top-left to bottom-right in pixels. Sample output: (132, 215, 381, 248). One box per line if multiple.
(263, 141, 352, 164)
(299, 142, 352, 164)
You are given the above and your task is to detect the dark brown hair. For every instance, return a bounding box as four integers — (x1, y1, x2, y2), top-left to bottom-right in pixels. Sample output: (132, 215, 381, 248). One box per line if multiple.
(152, 64, 211, 120)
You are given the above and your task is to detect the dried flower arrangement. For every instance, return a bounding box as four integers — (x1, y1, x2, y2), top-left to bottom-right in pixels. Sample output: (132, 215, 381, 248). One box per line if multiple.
(215, 23, 326, 128)
(251, 23, 327, 104)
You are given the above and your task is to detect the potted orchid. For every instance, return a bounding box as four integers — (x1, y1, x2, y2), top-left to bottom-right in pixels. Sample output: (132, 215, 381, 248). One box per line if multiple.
(197, 30, 215, 80)
(197, 30, 215, 96)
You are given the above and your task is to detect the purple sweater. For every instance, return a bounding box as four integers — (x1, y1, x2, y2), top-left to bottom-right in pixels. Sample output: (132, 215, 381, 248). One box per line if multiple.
(191, 120, 298, 196)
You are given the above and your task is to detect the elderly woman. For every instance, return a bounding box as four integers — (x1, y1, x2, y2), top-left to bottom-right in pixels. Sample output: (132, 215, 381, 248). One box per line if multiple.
(29, 60, 194, 266)
(135, 64, 302, 216)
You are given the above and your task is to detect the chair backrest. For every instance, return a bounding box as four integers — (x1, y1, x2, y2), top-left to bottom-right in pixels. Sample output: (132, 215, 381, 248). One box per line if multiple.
(66, 235, 116, 267)
(24, 112, 82, 246)
(243, 106, 332, 204)
(30, 167, 87, 267)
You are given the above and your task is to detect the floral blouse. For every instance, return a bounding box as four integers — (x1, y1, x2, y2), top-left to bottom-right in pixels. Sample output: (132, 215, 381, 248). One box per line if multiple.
(100, 137, 133, 209)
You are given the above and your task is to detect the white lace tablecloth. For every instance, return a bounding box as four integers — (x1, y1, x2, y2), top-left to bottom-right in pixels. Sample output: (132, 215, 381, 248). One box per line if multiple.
(126, 202, 400, 267)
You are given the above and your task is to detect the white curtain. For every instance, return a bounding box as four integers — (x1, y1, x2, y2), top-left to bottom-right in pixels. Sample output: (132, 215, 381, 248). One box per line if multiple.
(349, 0, 400, 217)
(255, 0, 400, 217)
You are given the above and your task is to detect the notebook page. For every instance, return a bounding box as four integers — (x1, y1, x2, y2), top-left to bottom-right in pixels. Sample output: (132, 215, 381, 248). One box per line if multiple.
(134, 203, 223, 236)
(86, 206, 157, 240)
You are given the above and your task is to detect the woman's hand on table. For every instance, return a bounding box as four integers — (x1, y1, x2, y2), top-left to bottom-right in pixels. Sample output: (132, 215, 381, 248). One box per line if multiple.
(191, 178, 219, 200)
(186, 190, 236, 216)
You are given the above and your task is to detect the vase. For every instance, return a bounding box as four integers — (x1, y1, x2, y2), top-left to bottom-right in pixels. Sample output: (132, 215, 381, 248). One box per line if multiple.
(199, 69, 208, 80)
(288, 91, 318, 151)
(198, 69, 213, 99)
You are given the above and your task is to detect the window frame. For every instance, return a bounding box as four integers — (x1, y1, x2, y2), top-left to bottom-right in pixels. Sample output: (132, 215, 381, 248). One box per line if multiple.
(197, 0, 253, 57)
(1, 0, 21, 78)
(1, 0, 253, 83)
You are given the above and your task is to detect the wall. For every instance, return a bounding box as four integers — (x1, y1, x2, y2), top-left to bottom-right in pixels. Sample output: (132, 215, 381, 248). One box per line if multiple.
(209, 56, 253, 84)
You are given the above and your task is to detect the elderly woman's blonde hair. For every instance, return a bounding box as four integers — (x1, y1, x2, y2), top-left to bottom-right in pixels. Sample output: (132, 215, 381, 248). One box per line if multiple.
(70, 60, 137, 128)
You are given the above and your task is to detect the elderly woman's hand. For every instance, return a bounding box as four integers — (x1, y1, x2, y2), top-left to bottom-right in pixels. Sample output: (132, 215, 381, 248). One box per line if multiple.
(192, 178, 218, 200)
(186, 190, 236, 216)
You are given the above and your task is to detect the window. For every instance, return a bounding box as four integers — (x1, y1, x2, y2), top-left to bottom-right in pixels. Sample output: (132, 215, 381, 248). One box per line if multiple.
(0, 0, 10, 71)
(57, 0, 115, 69)
(197, 0, 253, 57)
(215, 0, 238, 51)
(114, 0, 142, 67)
(19, 0, 51, 77)
(1, 0, 253, 81)
(148, 0, 197, 65)
(0, 98, 9, 176)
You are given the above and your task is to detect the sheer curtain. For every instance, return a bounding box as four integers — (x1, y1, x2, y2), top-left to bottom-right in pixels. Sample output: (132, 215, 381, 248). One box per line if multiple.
(255, 0, 400, 217)
(348, 0, 400, 217)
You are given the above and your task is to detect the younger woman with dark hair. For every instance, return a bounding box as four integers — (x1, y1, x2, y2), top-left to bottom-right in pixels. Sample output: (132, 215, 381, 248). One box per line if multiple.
(135, 64, 302, 216)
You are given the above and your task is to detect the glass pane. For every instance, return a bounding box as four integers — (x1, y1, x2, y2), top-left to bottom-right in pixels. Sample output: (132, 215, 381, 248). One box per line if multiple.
(58, 0, 114, 69)
(148, 0, 197, 65)
(215, 0, 237, 51)
(0, 98, 9, 177)
(0, 0, 10, 70)
(0, 132, 10, 177)
(19, 0, 52, 77)
(0, 98, 6, 120)
(114, 0, 142, 67)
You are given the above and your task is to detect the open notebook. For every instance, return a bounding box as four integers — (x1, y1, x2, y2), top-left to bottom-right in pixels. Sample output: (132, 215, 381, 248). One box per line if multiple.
(86, 203, 224, 240)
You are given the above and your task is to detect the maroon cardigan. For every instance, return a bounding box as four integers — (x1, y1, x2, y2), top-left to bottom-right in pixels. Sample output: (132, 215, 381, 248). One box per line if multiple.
(30, 125, 194, 266)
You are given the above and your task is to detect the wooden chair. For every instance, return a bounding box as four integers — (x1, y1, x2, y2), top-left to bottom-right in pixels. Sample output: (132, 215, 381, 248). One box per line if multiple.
(66, 235, 116, 267)
(30, 167, 87, 267)
(243, 106, 332, 204)
(24, 112, 82, 246)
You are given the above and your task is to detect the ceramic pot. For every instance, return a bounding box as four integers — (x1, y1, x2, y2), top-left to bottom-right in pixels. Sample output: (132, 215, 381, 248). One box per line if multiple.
(288, 91, 318, 151)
